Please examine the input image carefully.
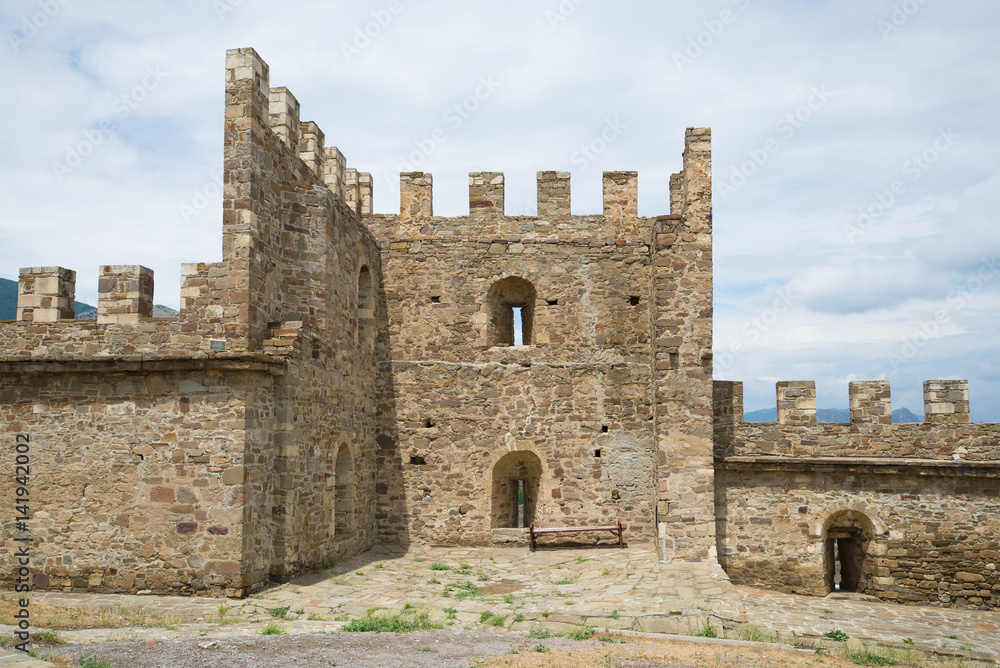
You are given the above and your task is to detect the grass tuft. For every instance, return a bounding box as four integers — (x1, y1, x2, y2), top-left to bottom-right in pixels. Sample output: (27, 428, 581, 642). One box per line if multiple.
(341, 608, 441, 633)
(736, 625, 773, 643)
(528, 626, 553, 639)
(260, 621, 287, 635)
(842, 645, 898, 666)
(694, 619, 718, 638)
(79, 659, 114, 668)
(565, 625, 594, 640)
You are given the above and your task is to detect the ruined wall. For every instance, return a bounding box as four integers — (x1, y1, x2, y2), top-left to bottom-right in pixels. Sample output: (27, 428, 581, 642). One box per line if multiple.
(714, 380, 1000, 610)
(370, 136, 713, 551)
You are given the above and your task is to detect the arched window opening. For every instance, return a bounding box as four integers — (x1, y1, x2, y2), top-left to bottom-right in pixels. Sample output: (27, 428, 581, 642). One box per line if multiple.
(357, 265, 373, 344)
(491, 451, 542, 529)
(334, 444, 355, 536)
(487, 277, 536, 347)
(822, 510, 876, 594)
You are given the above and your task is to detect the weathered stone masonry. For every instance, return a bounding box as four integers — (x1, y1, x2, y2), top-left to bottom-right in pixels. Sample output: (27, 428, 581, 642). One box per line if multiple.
(714, 380, 1000, 610)
(1, 48, 997, 610)
(1, 48, 381, 596)
(366, 128, 713, 556)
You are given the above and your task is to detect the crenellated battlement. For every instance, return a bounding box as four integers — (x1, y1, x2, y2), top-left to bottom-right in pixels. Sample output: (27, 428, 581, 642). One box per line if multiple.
(715, 379, 975, 426)
(367, 127, 710, 248)
(713, 379, 998, 461)
(2, 48, 382, 363)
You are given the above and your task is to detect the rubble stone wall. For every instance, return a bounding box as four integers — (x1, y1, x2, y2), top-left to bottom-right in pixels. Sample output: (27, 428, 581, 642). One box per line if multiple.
(368, 132, 714, 555)
(714, 380, 1000, 609)
(0, 48, 383, 595)
(715, 464, 1000, 609)
(0, 363, 277, 596)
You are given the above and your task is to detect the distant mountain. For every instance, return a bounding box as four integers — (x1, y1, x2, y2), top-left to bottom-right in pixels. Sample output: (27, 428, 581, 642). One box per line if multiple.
(744, 406, 922, 423)
(1, 276, 176, 320)
(73, 304, 179, 319)
(0, 276, 95, 319)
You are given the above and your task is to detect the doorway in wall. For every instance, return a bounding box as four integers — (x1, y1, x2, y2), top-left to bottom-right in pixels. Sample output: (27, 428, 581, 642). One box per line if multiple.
(823, 510, 875, 594)
(491, 451, 542, 529)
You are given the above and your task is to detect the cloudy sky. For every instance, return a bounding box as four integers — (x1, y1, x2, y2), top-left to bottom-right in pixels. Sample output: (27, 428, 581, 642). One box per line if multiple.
(1, 1, 998, 420)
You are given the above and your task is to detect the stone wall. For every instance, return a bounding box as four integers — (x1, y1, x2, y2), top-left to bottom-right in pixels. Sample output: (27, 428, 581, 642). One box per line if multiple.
(651, 128, 715, 562)
(369, 132, 714, 556)
(0, 48, 383, 595)
(715, 464, 1000, 609)
(0, 362, 277, 596)
(714, 380, 1000, 610)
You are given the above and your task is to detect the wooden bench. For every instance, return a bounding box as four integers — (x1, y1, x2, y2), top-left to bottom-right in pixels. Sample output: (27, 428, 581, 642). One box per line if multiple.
(527, 520, 626, 551)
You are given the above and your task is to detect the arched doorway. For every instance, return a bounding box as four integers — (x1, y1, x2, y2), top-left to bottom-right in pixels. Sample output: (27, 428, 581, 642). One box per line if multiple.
(823, 510, 876, 593)
(491, 451, 542, 528)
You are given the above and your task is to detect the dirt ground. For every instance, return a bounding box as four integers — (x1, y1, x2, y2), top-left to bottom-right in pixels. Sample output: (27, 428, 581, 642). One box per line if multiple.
(37, 630, 861, 668)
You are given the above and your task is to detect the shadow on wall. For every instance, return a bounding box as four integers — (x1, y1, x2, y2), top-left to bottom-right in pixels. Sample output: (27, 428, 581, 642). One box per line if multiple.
(374, 277, 408, 547)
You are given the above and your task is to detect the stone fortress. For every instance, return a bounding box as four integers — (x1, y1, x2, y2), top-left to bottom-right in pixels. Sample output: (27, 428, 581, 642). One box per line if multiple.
(1, 48, 997, 610)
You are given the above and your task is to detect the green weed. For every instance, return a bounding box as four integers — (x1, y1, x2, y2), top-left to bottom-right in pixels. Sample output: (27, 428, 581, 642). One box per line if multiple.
(565, 626, 594, 640)
(842, 645, 898, 666)
(736, 625, 773, 643)
(453, 581, 486, 600)
(36, 629, 64, 644)
(260, 621, 287, 635)
(694, 620, 718, 638)
(79, 659, 114, 668)
(342, 608, 441, 633)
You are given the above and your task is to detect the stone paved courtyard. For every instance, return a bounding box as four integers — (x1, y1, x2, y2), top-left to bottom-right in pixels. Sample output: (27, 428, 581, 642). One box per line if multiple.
(7, 543, 999, 666)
